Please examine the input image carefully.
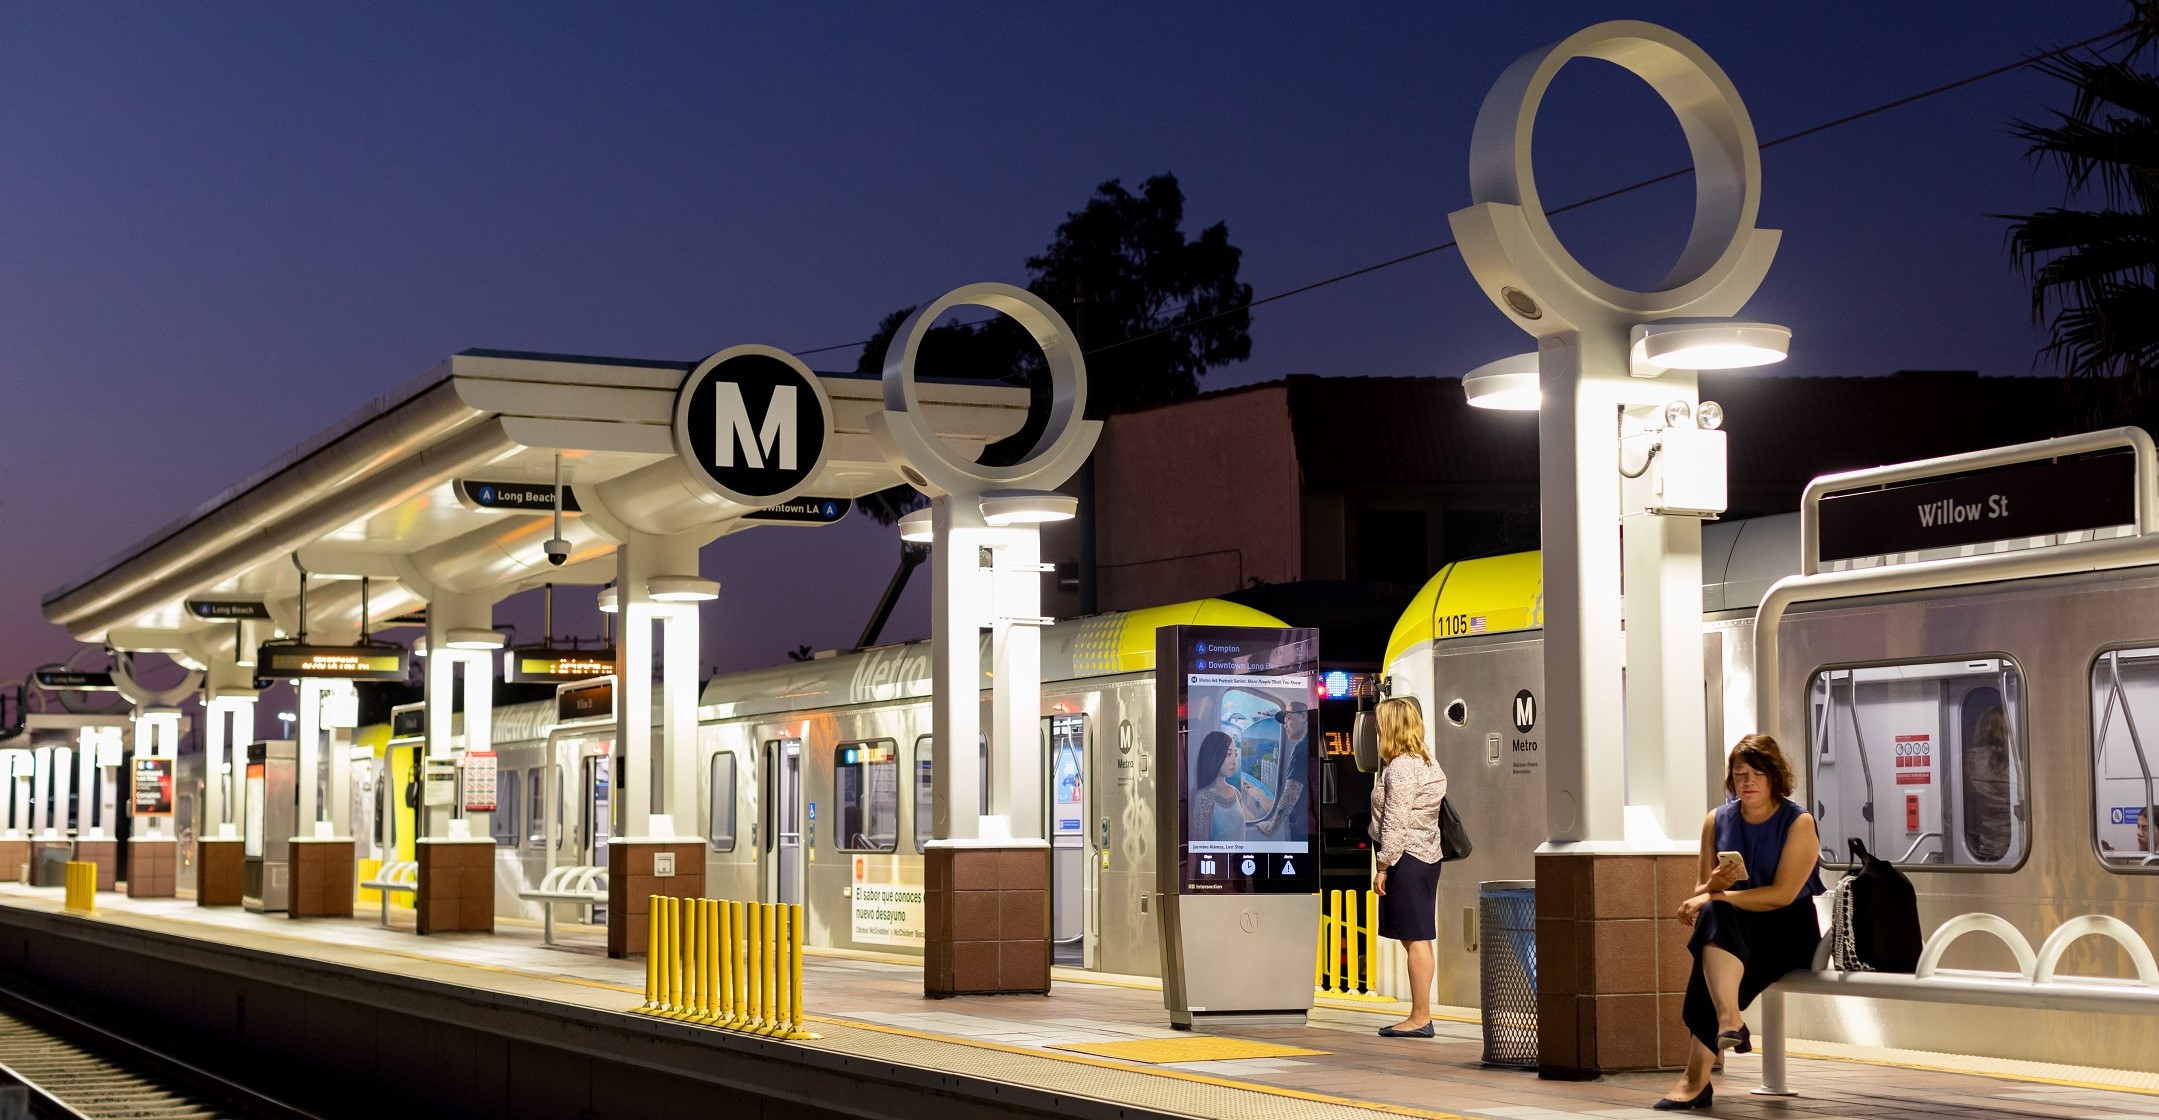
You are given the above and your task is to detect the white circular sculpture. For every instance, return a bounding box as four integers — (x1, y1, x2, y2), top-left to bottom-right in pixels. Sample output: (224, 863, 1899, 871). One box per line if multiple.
(1451, 20, 1781, 333)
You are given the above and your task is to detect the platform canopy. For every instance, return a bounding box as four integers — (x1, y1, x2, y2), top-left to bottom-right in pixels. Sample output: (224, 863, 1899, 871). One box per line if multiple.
(41, 347, 1030, 665)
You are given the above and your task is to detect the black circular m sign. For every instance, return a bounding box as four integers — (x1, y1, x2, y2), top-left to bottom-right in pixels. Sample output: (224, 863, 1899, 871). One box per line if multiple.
(672, 345, 832, 507)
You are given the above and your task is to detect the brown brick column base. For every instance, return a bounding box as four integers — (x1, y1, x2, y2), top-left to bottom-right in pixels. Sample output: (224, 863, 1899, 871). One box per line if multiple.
(417, 837, 497, 934)
(197, 837, 245, 905)
(1534, 851, 1701, 1077)
(923, 842, 1049, 998)
(290, 838, 356, 918)
(125, 837, 177, 898)
(0, 839, 30, 883)
(73, 839, 118, 891)
(606, 839, 707, 958)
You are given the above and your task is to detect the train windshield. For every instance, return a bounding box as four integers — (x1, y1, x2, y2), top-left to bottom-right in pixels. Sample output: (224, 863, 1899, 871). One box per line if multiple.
(1808, 658, 2028, 869)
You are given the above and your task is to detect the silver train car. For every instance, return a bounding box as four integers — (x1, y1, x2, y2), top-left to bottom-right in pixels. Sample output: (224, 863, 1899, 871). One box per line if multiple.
(473, 598, 1285, 976)
(1389, 512, 2159, 1070)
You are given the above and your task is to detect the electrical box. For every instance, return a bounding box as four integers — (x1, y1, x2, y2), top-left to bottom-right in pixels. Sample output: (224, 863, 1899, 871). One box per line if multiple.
(1629, 425, 1727, 517)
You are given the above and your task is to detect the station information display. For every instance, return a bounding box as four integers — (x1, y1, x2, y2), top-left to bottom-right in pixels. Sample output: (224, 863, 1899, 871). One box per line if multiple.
(503, 646, 616, 684)
(256, 642, 409, 681)
(1158, 625, 1320, 896)
(132, 756, 174, 817)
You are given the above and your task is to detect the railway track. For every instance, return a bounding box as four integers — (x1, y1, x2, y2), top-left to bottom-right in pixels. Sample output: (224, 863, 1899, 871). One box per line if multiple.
(0, 986, 316, 1120)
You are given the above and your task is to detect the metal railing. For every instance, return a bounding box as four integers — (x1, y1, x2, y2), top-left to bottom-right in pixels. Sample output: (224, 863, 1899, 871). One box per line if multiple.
(635, 897, 819, 1040)
(1314, 889, 1393, 1002)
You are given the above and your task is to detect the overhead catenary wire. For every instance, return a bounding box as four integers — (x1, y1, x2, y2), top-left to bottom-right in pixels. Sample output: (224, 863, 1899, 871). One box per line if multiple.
(792, 24, 2132, 364)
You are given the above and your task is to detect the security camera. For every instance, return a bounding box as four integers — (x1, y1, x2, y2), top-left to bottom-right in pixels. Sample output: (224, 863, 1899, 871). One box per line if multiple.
(544, 538, 571, 567)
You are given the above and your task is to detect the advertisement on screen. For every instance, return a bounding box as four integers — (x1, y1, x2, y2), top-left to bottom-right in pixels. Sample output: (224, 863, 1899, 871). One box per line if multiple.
(131, 757, 174, 817)
(1160, 625, 1320, 896)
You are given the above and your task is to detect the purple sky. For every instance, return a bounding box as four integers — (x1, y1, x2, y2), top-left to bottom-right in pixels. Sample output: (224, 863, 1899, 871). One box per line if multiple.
(0, 2, 2124, 687)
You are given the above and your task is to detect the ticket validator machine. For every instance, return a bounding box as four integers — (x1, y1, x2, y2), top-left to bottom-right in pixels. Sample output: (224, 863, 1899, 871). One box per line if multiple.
(1154, 625, 1322, 1029)
(242, 740, 298, 913)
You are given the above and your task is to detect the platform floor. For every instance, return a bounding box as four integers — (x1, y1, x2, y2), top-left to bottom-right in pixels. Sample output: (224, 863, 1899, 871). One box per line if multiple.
(1, 883, 2154, 1120)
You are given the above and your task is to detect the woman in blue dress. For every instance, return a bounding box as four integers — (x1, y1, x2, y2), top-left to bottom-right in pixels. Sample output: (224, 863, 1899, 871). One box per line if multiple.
(1658, 733, 1824, 1111)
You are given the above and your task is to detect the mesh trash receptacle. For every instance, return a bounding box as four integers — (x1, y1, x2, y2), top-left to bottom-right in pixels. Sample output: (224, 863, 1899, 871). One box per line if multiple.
(31, 845, 71, 888)
(1478, 880, 1537, 1068)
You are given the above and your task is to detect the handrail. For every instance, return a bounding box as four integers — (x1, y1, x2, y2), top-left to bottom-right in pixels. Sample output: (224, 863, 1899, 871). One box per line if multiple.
(1913, 913, 2036, 980)
(1799, 427, 2158, 576)
(2033, 915, 2159, 986)
(1898, 831, 1943, 864)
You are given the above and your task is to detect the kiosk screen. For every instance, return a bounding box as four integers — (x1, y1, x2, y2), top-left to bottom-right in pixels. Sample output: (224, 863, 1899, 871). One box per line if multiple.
(1162, 625, 1320, 895)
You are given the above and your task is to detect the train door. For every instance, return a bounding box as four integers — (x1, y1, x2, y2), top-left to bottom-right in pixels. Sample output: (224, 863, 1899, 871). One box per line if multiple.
(765, 739, 803, 905)
(1045, 713, 1089, 966)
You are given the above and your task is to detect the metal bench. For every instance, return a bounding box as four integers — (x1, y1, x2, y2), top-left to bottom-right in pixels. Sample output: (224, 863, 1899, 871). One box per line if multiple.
(360, 861, 419, 929)
(516, 865, 607, 946)
(1757, 911, 2159, 1096)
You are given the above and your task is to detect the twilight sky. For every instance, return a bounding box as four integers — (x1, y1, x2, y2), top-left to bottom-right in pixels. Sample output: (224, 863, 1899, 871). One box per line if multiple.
(0, 1, 2125, 690)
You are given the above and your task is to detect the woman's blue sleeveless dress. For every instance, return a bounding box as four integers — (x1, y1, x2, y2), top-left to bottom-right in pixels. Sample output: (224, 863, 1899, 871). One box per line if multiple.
(1683, 798, 1825, 1052)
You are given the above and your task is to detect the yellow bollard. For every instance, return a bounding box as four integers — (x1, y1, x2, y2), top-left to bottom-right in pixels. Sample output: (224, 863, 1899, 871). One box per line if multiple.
(63, 861, 95, 914)
(663, 897, 691, 1019)
(784, 901, 819, 1040)
(725, 901, 745, 1027)
(697, 899, 721, 1023)
(1329, 889, 1345, 994)
(1346, 889, 1363, 995)
(642, 893, 661, 1010)
(760, 901, 780, 1035)
(655, 897, 675, 1013)
(1364, 890, 1382, 996)
(768, 903, 790, 1036)
(746, 902, 765, 1031)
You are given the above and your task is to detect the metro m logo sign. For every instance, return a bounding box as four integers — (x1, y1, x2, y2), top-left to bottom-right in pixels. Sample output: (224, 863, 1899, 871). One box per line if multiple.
(711, 382, 797, 471)
(672, 345, 832, 506)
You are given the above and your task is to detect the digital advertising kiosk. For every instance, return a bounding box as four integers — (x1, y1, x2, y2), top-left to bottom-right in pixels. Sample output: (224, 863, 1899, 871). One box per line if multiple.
(1154, 625, 1322, 1029)
(242, 740, 298, 913)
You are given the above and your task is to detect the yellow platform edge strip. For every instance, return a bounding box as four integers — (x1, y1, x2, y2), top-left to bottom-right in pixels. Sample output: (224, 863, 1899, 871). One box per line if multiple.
(1050, 1037, 1328, 1063)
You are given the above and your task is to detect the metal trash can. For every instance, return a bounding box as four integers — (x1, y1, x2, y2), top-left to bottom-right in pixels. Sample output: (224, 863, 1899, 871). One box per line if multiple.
(1478, 880, 1538, 1068)
(31, 845, 71, 888)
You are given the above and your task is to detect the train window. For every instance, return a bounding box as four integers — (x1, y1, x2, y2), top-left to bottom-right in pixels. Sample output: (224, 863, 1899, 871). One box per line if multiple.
(526, 767, 544, 845)
(910, 735, 992, 849)
(708, 753, 737, 853)
(834, 739, 898, 852)
(1808, 658, 2028, 871)
(491, 768, 521, 847)
(2090, 647, 2159, 871)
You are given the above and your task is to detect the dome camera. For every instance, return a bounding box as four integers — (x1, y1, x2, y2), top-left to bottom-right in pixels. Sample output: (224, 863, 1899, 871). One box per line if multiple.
(544, 538, 571, 567)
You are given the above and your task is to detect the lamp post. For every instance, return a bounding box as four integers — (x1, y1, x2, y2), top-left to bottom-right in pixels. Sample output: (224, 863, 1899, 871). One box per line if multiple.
(870, 282, 1099, 997)
(1447, 20, 1787, 1076)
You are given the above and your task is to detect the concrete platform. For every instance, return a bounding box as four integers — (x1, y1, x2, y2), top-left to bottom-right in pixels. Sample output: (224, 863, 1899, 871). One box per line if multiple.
(0, 884, 2152, 1120)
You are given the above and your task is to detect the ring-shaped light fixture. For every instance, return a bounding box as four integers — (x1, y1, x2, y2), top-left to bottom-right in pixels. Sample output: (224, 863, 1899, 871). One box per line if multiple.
(874, 282, 1098, 496)
(445, 628, 507, 651)
(1631, 320, 1789, 371)
(646, 575, 721, 603)
(1463, 352, 1542, 411)
(979, 489, 1078, 526)
(1459, 20, 1776, 327)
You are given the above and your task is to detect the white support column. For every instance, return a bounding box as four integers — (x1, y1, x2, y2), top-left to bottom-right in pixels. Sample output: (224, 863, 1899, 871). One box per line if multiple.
(662, 601, 701, 839)
(1538, 331, 1631, 843)
(6, 752, 29, 837)
(296, 679, 328, 836)
(989, 524, 1045, 840)
(929, 495, 988, 842)
(135, 711, 183, 840)
(423, 590, 498, 838)
(204, 696, 256, 838)
(322, 680, 358, 838)
(32, 747, 54, 837)
(75, 731, 98, 838)
(1621, 506, 1711, 841)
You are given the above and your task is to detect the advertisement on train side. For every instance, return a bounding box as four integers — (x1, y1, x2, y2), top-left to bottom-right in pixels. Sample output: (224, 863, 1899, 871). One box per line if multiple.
(1158, 625, 1321, 896)
(850, 855, 925, 947)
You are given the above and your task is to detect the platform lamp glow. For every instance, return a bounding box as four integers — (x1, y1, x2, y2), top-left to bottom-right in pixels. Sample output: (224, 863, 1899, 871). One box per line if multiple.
(868, 282, 1099, 997)
(1448, 20, 1790, 1077)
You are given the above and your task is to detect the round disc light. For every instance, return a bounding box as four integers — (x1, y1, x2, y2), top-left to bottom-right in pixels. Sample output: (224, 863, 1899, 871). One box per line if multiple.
(1635, 321, 1790, 371)
(445, 628, 507, 650)
(596, 587, 618, 614)
(897, 508, 934, 544)
(979, 489, 1078, 526)
(1663, 399, 1693, 428)
(1697, 400, 1725, 430)
(647, 575, 720, 603)
(1462, 352, 1541, 411)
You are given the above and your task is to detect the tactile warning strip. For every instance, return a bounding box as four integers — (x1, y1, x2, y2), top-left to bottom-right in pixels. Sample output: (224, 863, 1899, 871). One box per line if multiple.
(1050, 1037, 1327, 1063)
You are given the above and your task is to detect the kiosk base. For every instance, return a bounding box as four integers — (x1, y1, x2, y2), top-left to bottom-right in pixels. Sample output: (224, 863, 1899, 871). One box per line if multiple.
(0, 839, 28, 883)
(72, 839, 118, 891)
(290, 837, 355, 918)
(125, 838, 177, 898)
(923, 842, 1050, 997)
(1173, 1011, 1310, 1032)
(197, 837, 244, 906)
(605, 838, 706, 957)
(418, 837, 497, 935)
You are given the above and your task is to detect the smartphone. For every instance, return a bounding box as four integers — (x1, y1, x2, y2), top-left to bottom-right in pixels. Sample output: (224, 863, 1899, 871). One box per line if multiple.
(1716, 850, 1748, 880)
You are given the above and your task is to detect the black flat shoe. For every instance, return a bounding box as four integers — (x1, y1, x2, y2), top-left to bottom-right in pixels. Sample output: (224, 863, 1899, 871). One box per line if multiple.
(1376, 1022, 1435, 1038)
(1718, 1025, 1752, 1054)
(1653, 1084, 1713, 1110)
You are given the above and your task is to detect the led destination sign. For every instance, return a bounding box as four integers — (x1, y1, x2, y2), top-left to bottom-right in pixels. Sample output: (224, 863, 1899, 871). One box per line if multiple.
(256, 643, 410, 681)
(1817, 451, 2136, 564)
(504, 646, 617, 684)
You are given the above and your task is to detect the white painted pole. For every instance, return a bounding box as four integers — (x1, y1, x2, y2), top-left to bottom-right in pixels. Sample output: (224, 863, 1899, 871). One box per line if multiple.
(990, 525, 1045, 839)
(662, 602, 700, 840)
(930, 496, 986, 842)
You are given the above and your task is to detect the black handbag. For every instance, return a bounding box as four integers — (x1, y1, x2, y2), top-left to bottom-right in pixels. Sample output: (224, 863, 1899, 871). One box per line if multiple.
(1439, 796, 1473, 861)
(1836, 838, 1921, 973)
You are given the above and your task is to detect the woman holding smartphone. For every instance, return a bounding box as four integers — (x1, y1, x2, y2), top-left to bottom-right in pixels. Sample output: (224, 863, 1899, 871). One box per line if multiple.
(1657, 733, 1825, 1110)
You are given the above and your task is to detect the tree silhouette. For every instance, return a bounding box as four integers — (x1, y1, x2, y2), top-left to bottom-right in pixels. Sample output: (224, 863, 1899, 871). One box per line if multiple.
(2005, 3, 2159, 426)
(853, 174, 1253, 526)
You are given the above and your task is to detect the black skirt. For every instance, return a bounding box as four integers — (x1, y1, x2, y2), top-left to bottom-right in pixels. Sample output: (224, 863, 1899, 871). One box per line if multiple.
(1682, 898, 1821, 1051)
(1378, 853, 1442, 942)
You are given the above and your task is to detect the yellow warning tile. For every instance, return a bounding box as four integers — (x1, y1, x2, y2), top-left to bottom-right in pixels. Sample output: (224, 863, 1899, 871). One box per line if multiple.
(1050, 1037, 1327, 1063)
